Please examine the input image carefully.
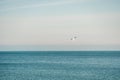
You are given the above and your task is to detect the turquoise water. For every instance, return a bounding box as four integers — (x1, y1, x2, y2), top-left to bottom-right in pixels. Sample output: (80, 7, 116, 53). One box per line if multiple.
(0, 51, 120, 80)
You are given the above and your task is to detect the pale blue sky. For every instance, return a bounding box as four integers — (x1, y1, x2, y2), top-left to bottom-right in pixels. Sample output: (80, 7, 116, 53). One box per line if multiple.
(0, 0, 120, 51)
(0, 0, 120, 16)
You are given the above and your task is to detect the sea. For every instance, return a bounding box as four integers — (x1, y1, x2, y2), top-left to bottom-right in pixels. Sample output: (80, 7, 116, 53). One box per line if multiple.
(0, 51, 120, 80)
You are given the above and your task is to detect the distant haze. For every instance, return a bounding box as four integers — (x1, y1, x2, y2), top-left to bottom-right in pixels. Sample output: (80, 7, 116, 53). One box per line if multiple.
(0, 0, 120, 51)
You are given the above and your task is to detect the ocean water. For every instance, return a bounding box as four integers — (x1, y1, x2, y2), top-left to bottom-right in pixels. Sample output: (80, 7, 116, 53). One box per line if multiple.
(0, 51, 120, 80)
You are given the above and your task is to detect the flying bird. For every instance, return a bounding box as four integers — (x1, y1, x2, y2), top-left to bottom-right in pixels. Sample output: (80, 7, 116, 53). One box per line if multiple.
(70, 36, 77, 41)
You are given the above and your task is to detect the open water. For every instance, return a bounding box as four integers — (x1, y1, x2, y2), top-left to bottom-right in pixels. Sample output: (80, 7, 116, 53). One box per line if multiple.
(0, 51, 120, 80)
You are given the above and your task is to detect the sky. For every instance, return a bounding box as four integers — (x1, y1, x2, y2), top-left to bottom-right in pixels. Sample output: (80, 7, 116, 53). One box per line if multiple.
(0, 0, 120, 51)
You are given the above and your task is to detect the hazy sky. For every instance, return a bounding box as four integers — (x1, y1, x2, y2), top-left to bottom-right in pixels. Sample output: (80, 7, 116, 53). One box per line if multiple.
(0, 0, 120, 51)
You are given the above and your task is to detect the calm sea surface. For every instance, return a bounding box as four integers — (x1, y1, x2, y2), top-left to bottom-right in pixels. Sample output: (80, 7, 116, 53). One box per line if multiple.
(0, 51, 120, 80)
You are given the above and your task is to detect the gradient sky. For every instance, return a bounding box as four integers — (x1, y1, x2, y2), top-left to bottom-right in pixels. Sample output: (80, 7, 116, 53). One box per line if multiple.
(0, 0, 120, 51)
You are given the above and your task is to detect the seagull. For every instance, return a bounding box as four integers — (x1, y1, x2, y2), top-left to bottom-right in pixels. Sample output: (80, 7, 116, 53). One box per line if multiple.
(70, 36, 77, 41)
(74, 36, 77, 39)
